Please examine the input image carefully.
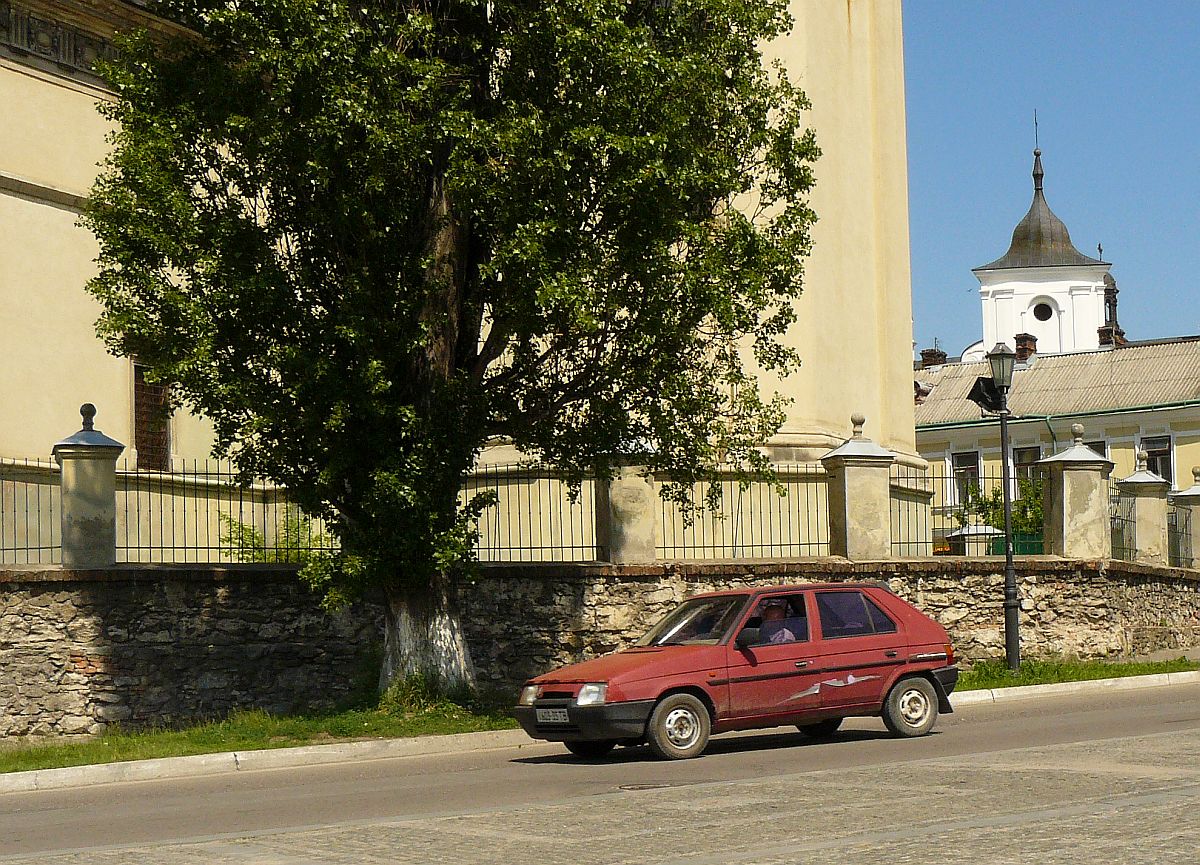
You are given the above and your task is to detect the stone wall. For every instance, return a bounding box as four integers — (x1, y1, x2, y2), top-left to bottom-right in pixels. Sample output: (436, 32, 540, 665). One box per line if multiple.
(0, 566, 381, 736)
(461, 558, 1200, 690)
(3, 558, 1199, 737)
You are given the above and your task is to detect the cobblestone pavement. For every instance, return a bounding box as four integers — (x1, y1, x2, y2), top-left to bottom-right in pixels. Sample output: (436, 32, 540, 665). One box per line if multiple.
(8, 730, 1200, 864)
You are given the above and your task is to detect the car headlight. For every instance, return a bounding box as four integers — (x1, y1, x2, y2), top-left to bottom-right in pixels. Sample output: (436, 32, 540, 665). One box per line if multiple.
(575, 683, 608, 706)
(518, 685, 540, 706)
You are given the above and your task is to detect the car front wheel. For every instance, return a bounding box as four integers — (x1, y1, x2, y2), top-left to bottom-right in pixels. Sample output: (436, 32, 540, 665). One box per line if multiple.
(564, 739, 617, 759)
(882, 677, 938, 737)
(647, 693, 711, 760)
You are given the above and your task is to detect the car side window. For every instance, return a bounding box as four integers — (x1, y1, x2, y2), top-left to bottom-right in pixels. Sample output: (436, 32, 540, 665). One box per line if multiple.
(816, 591, 896, 638)
(743, 594, 809, 645)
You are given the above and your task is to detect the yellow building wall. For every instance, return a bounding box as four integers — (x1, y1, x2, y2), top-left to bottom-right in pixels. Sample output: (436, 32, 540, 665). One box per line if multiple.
(758, 0, 917, 463)
(0, 58, 214, 464)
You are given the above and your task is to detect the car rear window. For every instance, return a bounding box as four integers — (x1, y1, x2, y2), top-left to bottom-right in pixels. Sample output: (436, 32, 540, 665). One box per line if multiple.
(816, 591, 897, 638)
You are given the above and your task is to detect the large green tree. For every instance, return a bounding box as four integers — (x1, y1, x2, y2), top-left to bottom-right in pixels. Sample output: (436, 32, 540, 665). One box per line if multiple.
(84, 0, 819, 689)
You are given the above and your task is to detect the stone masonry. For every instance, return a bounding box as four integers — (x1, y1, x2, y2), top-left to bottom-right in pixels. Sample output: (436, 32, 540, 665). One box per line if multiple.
(2, 558, 1199, 736)
(461, 558, 1200, 690)
(0, 566, 380, 737)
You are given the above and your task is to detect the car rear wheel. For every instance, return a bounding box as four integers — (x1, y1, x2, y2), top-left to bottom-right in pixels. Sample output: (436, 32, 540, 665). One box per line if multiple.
(882, 677, 938, 737)
(564, 739, 617, 759)
(647, 693, 711, 760)
(797, 717, 843, 738)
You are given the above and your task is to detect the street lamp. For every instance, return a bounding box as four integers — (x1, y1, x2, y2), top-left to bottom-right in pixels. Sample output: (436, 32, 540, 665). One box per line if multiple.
(987, 341, 1020, 671)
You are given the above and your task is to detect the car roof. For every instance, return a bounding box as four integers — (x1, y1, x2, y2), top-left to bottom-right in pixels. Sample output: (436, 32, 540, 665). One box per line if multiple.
(688, 582, 893, 600)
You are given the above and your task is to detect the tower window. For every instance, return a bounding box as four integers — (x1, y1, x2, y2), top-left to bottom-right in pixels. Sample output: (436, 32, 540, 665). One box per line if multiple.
(1033, 303, 1053, 321)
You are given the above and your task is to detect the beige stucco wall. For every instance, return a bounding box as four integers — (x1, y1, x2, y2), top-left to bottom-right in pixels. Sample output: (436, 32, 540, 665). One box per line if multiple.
(917, 408, 1200, 491)
(758, 0, 917, 463)
(0, 58, 214, 464)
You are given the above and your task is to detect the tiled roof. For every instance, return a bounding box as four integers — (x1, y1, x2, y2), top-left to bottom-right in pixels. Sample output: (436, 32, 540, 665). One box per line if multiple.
(915, 339, 1200, 427)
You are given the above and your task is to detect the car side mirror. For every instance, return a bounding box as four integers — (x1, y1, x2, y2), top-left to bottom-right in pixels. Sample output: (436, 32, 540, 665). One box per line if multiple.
(736, 628, 760, 649)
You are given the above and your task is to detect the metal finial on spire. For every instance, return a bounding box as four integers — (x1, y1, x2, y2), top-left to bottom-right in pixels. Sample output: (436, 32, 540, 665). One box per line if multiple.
(1098, 242, 1103, 260)
(1034, 109, 1039, 150)
(1032, 147, 1044, 191)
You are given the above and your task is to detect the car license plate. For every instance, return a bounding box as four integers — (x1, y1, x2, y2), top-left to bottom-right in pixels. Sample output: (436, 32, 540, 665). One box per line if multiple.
(536, 708, 569, 724)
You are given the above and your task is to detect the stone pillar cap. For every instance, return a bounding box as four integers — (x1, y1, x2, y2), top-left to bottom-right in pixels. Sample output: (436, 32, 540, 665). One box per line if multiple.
(1037, 423, 1112, 468)
(1119, 449, 1169, 488)
(821, 413, 895, 462)
(1172, 467, 1200, 500)
(53, 404, 126, 454)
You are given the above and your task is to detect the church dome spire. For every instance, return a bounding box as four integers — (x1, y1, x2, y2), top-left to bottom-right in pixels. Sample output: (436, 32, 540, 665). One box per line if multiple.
(973, 149, 1103, 271)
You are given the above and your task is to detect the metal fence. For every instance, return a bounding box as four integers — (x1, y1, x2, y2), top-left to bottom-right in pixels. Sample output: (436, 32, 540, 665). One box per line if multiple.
(891, 463, 1044, 557)
(657, 465, 829, 559)
(0, 459, 61, 565)
(1168, 501, 1193, 568)
(117, 460, 337, 564)
(464, 463, 603, 562)
(1110, 480, 1136, 561)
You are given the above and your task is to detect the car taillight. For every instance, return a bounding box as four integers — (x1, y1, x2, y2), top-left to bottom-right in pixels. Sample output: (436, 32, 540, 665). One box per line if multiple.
(945, 643, 956, 665)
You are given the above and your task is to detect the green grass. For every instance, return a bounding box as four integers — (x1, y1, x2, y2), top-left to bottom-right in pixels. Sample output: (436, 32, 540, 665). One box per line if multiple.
(958, 657, 1198, 691)
(0, 674, 518, 776)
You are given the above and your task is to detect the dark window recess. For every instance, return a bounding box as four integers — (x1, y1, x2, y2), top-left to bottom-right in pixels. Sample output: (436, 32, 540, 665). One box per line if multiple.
(1013, 446, 1042, 481)
(1033, 303, 1054, 321)
(951, 451, 979, 504)
(134, 365, 170, 471)
(1142, 436, 1173, 486)
(1085, 440, 1107, 458)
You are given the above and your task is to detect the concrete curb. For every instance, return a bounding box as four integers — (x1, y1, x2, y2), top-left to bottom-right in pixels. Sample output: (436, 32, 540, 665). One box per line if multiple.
(949, 670, 1200, 707)
(4, 671, 1199, 795)
(0, 728, 534, 795)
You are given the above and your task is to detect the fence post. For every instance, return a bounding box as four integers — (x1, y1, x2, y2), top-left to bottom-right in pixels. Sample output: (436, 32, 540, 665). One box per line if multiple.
(52, 404, 125, 568)
(1038, 423, 1113, 558)
(1117, 449, 1171, 565)
(1170, 467, 1200, 568)
(821, 414, 895, 560)
(595, 464, 658, 564)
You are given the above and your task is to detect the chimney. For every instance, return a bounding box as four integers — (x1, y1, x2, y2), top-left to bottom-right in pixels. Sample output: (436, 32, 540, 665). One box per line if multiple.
(1015, 333, 1037, 364)
(919, 346, 947, 369)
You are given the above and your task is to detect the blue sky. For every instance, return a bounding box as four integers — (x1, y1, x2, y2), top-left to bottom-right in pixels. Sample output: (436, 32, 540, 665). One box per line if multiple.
(903, 1, 1200, 357)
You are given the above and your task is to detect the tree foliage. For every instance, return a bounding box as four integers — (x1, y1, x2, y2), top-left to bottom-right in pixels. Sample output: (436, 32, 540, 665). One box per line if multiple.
(84, 0, 819, 602)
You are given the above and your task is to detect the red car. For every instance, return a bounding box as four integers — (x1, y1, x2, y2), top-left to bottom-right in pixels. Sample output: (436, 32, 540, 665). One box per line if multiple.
(514, 582, 957, 759)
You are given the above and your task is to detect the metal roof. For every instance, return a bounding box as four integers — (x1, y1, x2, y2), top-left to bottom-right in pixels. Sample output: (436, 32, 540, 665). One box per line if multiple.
(973, 150, 1104, 271)
(915, 339, 1200, 427)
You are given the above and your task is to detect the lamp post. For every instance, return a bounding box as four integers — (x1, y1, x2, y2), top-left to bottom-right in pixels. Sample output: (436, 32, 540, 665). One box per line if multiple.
(987, 341, 1020, 671)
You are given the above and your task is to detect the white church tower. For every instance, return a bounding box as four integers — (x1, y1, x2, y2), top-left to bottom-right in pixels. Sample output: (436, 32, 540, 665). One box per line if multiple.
(963, 149, 1119, 361)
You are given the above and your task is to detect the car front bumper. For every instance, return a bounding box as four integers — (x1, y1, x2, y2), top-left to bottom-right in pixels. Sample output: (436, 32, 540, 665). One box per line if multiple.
(514, 699, 656, 742)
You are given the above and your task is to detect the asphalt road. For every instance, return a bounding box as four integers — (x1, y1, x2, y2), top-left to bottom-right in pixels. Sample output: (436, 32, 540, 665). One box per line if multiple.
(3, 684, 1200, 863)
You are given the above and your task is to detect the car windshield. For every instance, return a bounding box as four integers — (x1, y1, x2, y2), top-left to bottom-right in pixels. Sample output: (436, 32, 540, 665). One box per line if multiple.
(634, 596, 748, 646)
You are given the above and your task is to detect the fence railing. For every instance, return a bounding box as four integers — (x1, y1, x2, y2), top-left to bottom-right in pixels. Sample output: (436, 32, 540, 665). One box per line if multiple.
(463, 463, 603, 562)
(657, 465, 829, 559)
(1168, 501, 1193, 568)
(0, 459, 61, 565)
(890, 464, 1044, 557)
(116, 460, 337, 564)
(1110, 481, 1136, 561)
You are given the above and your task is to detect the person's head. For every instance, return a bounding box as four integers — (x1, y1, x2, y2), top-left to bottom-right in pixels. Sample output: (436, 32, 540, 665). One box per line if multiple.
(762, 602, 785, 621)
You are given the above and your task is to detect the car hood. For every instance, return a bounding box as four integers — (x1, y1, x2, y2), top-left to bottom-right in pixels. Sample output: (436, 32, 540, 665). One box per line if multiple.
(531, 645, 719, 685)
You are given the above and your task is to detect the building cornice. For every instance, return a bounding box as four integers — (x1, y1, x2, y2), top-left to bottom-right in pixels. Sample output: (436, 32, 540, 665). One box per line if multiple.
(0, 0, 189, 89)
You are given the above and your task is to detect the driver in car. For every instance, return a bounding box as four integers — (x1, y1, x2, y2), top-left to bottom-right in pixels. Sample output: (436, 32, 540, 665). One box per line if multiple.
(759, 600, 797, 644)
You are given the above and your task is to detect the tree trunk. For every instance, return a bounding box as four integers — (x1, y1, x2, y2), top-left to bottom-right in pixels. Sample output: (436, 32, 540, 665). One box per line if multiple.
(379, 574, 476, 693)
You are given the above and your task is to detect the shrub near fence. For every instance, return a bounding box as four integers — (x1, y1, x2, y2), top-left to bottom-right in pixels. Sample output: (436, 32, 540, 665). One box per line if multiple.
(117, 461, 337, 564)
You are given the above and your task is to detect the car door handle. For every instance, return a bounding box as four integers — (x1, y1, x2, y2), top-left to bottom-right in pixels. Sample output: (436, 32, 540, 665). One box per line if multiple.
(795, 661, 810, 668)
(884, 651, 898, 658)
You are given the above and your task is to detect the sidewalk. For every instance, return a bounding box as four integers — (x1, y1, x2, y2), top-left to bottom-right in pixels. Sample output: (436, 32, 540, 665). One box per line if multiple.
(4, 667, 1199, 796)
